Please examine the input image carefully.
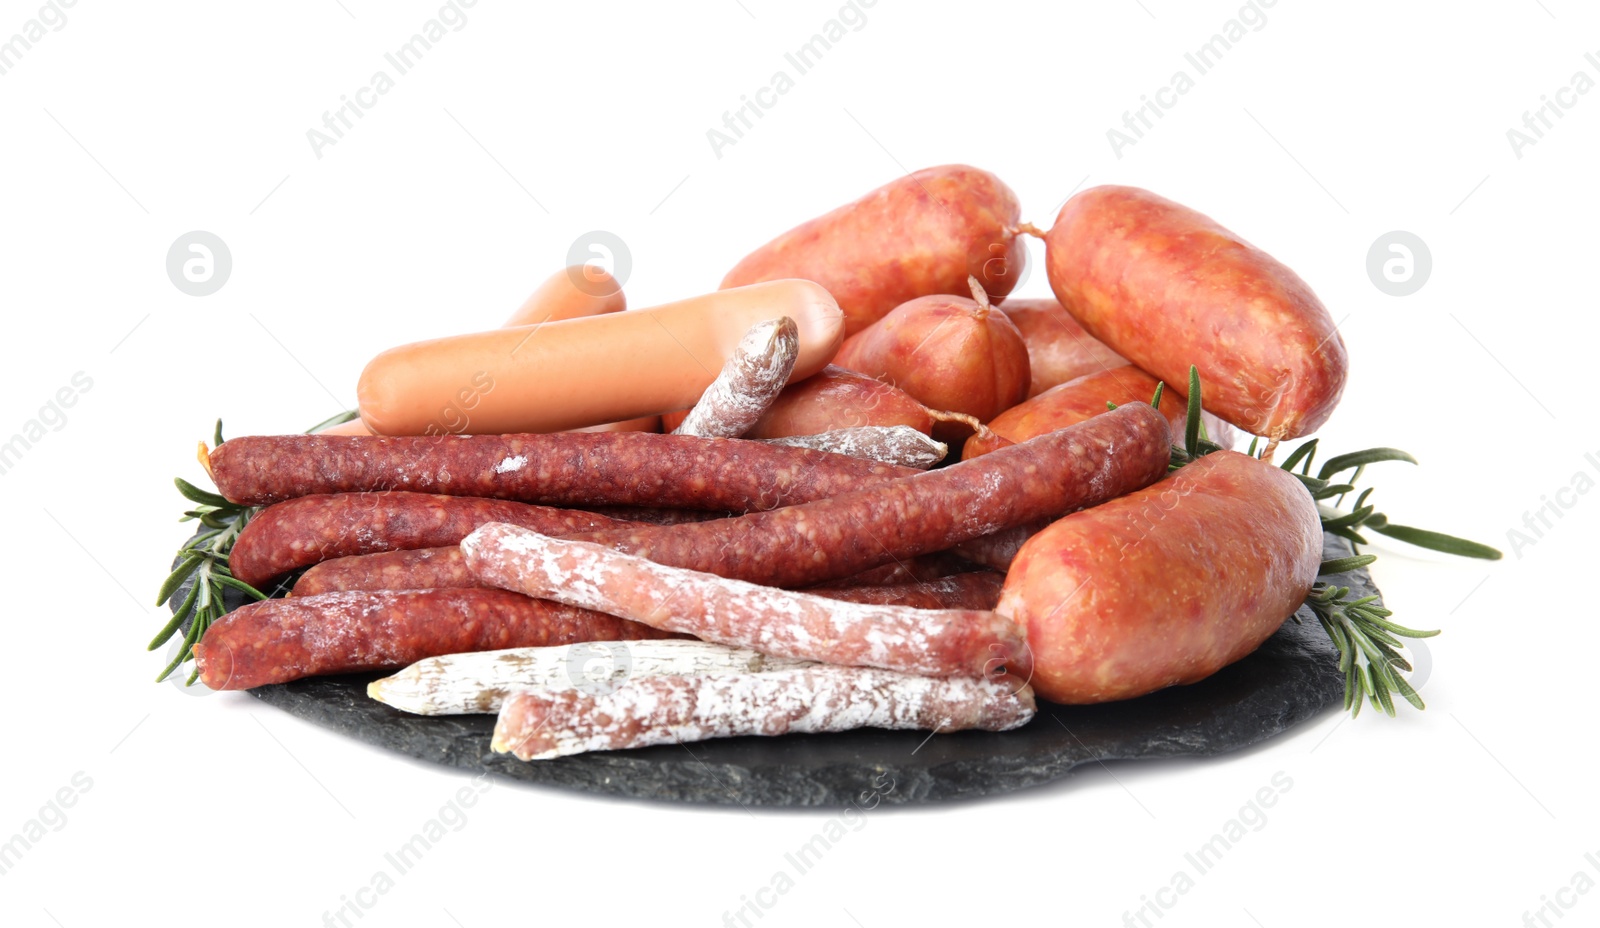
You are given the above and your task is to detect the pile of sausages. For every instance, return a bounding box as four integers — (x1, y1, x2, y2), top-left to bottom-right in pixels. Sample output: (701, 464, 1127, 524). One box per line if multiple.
(189, 166, 1346, 758)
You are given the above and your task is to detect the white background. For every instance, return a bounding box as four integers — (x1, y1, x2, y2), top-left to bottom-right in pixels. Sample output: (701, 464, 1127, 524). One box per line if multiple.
(1, 1, 1594, 926)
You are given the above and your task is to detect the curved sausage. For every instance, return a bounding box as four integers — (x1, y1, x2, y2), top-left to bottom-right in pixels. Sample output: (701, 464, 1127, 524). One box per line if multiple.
(1041, 186, 1347, 441)
(316, 266, 633, 438)
(191, 588, 676, 690)
(568, 403, 1173, 589)
(504, 265, 625, 326)
(963, 366, 1185, 458)
(996, 297, 1127, 397)
(834, 281, 1031, 431)
(357, 280, 844, 435)
(662, 365, 937, 437)
(294, 546, 474, 596)
(997, 451, 1322, 704)
(207, 431, 919, 510)
(231, 492, 628, 588)
(721, 165, 1026, 336)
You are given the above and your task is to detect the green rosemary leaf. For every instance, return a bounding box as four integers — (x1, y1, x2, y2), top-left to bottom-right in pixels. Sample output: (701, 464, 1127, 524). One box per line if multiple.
(1184, 365, 1201, 456)
(1317, 448, 1418, 481)
(1369, 523, 1504, 560)
(1319, 555, 1377, 575)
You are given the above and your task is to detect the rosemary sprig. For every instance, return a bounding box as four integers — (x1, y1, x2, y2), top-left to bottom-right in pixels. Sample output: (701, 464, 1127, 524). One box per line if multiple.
(151, 411, 359, 684)
(1304, 583, 1437, 717)
(1164, 367, 1500, 716)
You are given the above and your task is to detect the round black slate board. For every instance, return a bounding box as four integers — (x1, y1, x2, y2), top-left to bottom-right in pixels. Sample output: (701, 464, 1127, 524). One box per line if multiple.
(177, 535, 1362, 806)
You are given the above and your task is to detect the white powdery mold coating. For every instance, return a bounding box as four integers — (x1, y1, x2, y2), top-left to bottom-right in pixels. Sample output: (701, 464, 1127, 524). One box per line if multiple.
(491, 665, 1037, 760)
(493, 454, 528, 474)
(460, 522, 1028, 679)
(368, 639, 816, 716)
(674, 316, 800, 439)
(762, 425, 947, 469)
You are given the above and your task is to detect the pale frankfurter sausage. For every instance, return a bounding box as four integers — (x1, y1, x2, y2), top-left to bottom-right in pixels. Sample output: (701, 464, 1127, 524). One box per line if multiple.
(357, 280, 845, 435)
(318, 265, 631, 438)
(504, 265, 625, 327)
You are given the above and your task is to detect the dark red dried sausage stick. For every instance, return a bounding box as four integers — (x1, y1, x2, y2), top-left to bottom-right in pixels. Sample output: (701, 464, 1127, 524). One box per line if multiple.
(294, 547, 1000, 612)
(208, 432, 916, 510)
(292, 547, 474, 596)
(809, 572, 1005, 611)
(191, 588, 676, 690)
(567, 403, 1172, 589)
(230, 492, 629, 588)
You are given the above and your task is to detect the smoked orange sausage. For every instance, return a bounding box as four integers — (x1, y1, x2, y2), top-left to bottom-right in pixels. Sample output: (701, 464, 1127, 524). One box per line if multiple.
(1040, 186, 1347, 442)
(357, 280, 844, 435)
(721, 165, 1027, 336)
(997, 297, 1126, 397)
(997, 451, 1322, 704)
(963, 366, 1186, 458)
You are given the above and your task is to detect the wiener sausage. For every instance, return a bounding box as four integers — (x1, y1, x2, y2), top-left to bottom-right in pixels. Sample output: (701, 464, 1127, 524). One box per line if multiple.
(721, 165, 1026, 336)
(997, 451, 1322, 704)
(1040, 186, 1347, 441)
(357, 280, 844, 435)
(505, 265, 625, 327)
(317, 265, 634, 438)
(996, 297, 1126, 397)
(207, 431, 918, 510)
(191, 588, 676, 690)
(231, 492, 628, 588)
(567, 403, 1173, 589)
(462, 524, 1031, 680)
(493, 666, 1035, 760)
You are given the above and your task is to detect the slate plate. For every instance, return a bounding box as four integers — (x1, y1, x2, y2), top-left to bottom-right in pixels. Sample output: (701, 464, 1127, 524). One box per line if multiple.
(187, 535, 1363, 807)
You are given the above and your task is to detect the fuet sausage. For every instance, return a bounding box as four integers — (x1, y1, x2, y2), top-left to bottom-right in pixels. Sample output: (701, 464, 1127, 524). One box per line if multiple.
(462, 523, 1031, 680)
(1039, 186, 1347, 442)
(357, 279, 844, 435)
(191, 588, 676, 690)
(721, 165, 1027, 336)
(566, 403, 1173, 589)
(206, 431, 919, 510)
(996, 297, 1127, 397)
(231, 492, 629, 588)
(672, 317, 799, 439)
(493, 666, 1036, 760)
(996, 451, 1322, 704)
